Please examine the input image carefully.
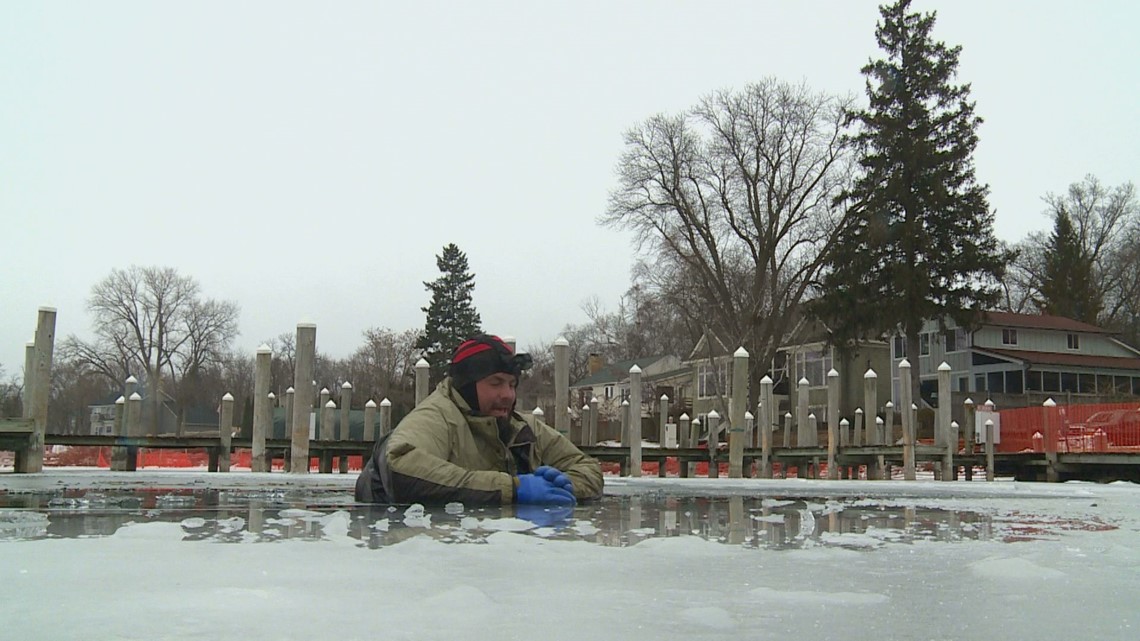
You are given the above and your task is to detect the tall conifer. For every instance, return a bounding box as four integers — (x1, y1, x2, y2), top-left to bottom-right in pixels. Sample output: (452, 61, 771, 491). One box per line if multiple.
(1037, 211, 1101, 323)
(811, 0, 1011, 398)
(416, 244, 482, 383)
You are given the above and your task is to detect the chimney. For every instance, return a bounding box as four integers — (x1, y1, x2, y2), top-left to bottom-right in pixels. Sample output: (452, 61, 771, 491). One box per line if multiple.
(587, 353, 604, 375)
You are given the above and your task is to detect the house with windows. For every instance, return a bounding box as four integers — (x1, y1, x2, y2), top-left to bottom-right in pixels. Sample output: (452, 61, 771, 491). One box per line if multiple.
(570, 353, 686, 420)
(890, 311, 1140, 412)
(687, 323, 891, 430)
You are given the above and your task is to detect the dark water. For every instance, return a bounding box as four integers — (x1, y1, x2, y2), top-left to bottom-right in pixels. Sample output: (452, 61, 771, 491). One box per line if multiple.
(0, 487, 1064, 548)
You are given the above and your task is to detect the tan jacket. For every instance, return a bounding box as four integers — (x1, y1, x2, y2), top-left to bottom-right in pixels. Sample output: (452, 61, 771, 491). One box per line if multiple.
(359, 379, 603, 505)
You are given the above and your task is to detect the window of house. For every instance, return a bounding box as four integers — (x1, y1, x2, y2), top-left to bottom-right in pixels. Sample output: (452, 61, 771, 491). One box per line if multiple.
(793, 348, 832, 387)
(697, 362, 728, 399)
(919, 333, 930, 356)
(1043, 371, 1060, 392)
(945, 328, 969, 352)
(604, 385, 614, 400)
(1002, 328, 1018, 345)
(1078, 373, 1096, 394)
(958, 376, 969, 392)
(1002, 370, 1022, 394)
(1026, 371, 1042, 392)
(986, 372, 1005, 393)
(1067, 333, 1080, 350)
(893, 335, 906, 358)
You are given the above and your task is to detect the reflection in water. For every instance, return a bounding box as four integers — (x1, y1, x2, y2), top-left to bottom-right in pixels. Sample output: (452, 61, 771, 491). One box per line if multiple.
(1, 487, 1096, 548)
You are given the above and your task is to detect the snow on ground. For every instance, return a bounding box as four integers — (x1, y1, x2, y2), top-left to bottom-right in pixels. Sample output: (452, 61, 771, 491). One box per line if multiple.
(1, 473, 1139, 641)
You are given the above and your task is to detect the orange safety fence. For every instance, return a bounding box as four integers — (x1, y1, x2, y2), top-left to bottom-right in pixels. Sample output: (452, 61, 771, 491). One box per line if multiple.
(997, 402, 1140, 454)
(47, 446, 365, 472)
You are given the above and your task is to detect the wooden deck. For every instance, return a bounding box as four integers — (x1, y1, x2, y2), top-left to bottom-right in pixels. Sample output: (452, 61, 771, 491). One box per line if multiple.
(4, 434, 1138, 482)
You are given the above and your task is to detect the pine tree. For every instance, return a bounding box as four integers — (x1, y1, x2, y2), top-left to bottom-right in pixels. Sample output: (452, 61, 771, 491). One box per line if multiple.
(811, 0, 1011, 391)
(1036, 210, 1101, 323)
(415, 243, 482, 383)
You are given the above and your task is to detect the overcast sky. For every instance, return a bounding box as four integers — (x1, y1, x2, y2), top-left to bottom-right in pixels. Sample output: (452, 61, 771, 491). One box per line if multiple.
(2, 1, 1137, 379)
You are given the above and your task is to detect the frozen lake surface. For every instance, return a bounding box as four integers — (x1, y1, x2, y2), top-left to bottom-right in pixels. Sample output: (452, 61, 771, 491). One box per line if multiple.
(2, 472, 1138, 640)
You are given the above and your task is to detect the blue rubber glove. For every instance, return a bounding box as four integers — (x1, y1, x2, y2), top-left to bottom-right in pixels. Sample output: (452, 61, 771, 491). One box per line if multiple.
(533, 465, 573, 492)
(516, 473, 576, 506)
(515, 504, 575, 528)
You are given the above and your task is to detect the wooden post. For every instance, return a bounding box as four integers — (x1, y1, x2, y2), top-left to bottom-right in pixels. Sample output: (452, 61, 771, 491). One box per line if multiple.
(839, 419, 850, 478)
(690, 417, 701, 478)
(338, 382, 353, 473)
(252, 345, 271, 472)
(864, 369, 878, 445)
(760, 375, 773, 478)
(899, 359, 916, 480)
(415, 358, 430, 405)
(319, 400, 336, 473)
(1043, 398, 1059, 482)
(875, 416, 886, 480)
(937, 362, 952, 480)
(289, 323, 316, 474)
(629, 365, 642, 478)
(339, 382, 353, 441)
(321, 399, 335, 441)
(364, 400, 377, 444)
(853, 408, 864, 447)
(679, 413, 692, 478)
(963, 397, 975, 480)
(729, 347, 748, 478)
(588, 396, 598, 446)
(782, 412, 792, 449)
(947, 421, 959, 481)
(614, 399, 626, 447)
(554, 337, 569, 438)
(807, 413, 818, 478)
(985, 419, 995, 481)
(796, 377, 810, 447)
(884, 401, 895, 444)
(580, 404, 591, 446)
(126, 392, 142, 471)
(24, 307, 56, 473)
(658, 394, 669, 445)
(284, 387, 295, 441)
(380, 398, 392, 438)
(743, 410, 754, 477)
(219, 393, 234, 472)
(706, 410, 720, 478)
(826, 368, 839, 480)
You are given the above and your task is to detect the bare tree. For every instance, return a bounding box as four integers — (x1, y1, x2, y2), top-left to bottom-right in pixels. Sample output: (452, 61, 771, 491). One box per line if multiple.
(601, 78, 855, 404)
(61, 266, 239, 434)
(344, 327, 421, 414)
(0, 364, 21, 417)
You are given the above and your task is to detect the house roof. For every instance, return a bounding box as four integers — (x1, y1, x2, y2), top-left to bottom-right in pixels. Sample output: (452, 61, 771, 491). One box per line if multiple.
(643, 366, 691, 385)
(981, 311, 1109, 335)
(979, 347, 1140, 372)
(686, 334, 732, 361)
(571, 354, 675, 388)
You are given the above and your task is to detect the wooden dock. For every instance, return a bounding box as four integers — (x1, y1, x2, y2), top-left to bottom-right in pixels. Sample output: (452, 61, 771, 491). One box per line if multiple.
(2, 434, 1136, 483)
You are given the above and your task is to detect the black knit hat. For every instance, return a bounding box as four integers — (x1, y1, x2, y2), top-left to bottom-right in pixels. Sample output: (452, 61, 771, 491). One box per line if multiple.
(448, 334, 533, 390)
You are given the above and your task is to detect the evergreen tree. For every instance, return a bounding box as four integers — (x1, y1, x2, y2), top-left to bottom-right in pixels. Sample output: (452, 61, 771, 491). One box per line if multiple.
(415, 243, 482, 383)
(1036, 210, 1101, 323)
(811, 0, 1011, 395)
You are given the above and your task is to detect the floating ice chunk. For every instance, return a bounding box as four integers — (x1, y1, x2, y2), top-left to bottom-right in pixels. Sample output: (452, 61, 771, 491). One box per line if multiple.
(403, 504, 431, 528)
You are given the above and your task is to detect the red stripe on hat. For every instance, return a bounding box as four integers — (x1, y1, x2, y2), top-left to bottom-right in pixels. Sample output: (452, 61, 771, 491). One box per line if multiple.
(452, 341, 492, 364)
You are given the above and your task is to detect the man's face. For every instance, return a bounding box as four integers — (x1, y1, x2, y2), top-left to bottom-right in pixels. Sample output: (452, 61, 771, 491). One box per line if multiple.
(475, 372, 517, 418)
